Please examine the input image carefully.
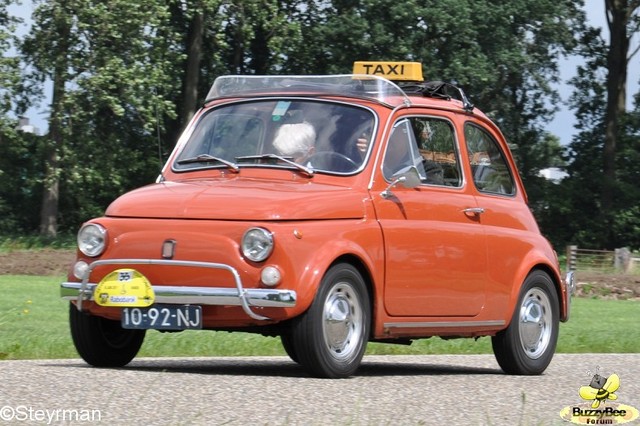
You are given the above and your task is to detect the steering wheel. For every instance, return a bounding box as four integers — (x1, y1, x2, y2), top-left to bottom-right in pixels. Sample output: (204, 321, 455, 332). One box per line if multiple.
(307, 151, 358, 172)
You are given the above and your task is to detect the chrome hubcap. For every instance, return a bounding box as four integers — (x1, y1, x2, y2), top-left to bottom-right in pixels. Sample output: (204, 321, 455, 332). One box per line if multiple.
(519, 287, 552, 359)
(323, 283, 363, 360)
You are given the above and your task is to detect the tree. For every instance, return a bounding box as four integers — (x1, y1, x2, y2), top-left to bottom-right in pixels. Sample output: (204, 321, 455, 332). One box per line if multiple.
(0, 0, 21, 117)
(600, 0, 640, 246)
(564, 1, 640, 249)
(21, 0, 177, 235)
(164, 0, 307, 145)
(32, 2, 72, 238)
(0, 0, 38, 234)
(314, 0, 583, 241)
(4, 0, 595, 244)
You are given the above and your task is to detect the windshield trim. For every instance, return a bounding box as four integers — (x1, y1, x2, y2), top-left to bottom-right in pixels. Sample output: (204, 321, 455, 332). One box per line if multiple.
(169, 98, 379, 178)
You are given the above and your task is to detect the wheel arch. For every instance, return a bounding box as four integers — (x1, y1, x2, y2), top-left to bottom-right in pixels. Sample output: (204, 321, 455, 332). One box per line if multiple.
(531, 263, 568, 322)
(507, 261, 567, 325)
(292, 232, 382, 321)
(328, 254, 376, 338)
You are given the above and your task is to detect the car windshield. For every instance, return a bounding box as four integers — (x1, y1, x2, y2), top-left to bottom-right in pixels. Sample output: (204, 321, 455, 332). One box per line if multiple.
(173, 100, 376, 175)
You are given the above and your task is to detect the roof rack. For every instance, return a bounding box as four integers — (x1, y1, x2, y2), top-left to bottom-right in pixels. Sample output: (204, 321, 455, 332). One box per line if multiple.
(350, 61, 474, 112)
(399, 81, 474, 112)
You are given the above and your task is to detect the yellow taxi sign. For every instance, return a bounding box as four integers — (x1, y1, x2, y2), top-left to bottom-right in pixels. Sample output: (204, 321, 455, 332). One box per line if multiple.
(353, 61, 423, 81)
(94, 268, 155, 307)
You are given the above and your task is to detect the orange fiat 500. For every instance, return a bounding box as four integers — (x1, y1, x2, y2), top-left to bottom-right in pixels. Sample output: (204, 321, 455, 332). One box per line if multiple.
(62, 62, 574, 378)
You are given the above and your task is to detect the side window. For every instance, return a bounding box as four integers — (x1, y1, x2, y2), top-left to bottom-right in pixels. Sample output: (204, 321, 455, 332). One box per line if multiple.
(464, 124, 515, 195)
(382, 119, 426, 180)
(411, 117, 461, 187)
(383, 117, 462, 186)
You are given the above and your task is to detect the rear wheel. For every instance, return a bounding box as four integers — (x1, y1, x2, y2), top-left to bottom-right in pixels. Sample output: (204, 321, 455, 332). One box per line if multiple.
(290, 263, 370, 378)
(69, 304, 145, 367)
(492, 271, 559, 375)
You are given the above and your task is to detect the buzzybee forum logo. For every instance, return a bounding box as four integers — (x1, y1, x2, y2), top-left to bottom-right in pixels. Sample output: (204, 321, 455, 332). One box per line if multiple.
(559, 367, 639, 424)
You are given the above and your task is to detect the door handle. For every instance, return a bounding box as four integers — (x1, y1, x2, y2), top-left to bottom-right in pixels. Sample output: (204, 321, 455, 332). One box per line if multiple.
(463, 207, 485, 216)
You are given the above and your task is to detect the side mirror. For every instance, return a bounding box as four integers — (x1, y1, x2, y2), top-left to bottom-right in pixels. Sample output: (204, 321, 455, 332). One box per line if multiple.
(381, 166, 421, 199)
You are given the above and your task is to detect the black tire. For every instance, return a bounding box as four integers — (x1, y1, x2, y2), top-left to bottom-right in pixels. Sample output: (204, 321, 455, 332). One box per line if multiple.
(69, 303, 146, 367)
(290, 263, 370, 378)
(492, 270, 559, 375)
(280, 332, 299, 364)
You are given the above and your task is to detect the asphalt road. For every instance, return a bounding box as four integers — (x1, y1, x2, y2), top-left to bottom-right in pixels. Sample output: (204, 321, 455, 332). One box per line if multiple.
(1, 354, 639, 425)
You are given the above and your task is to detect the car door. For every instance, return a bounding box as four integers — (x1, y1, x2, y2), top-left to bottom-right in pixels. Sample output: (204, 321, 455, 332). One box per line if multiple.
(372, 114, 488, 317)
(464, 122, 537, 307)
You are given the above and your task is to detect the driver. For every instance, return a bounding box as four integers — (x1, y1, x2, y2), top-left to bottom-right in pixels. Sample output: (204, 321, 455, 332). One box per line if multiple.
(273, 122, 316, 164)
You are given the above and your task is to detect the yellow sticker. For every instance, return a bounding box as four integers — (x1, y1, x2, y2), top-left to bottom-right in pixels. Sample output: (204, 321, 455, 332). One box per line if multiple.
(94, 269, 155, 307)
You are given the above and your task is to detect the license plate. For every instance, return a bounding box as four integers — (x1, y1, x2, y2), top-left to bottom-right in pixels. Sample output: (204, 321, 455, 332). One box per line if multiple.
(121, 304, 202, 330)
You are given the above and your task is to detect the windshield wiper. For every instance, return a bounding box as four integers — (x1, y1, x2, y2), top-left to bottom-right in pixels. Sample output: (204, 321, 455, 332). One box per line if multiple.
(236, 154, 314, 177)
(176, 154, 239, 172)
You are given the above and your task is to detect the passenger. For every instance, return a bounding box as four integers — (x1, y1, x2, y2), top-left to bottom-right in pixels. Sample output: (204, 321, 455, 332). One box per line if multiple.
(273, 122, 316, 164)
(417, 121, 434, 149)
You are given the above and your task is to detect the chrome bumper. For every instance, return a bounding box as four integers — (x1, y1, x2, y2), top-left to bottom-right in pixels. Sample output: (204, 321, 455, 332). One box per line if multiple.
(565, 270, 575, 320)
(61, 258, 296, 321)
(566, 271, 576, 295)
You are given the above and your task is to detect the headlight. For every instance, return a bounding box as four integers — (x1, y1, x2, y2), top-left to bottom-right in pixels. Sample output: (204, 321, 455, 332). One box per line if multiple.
(77, 223, 107, 257)
(241, 227, 274, 262)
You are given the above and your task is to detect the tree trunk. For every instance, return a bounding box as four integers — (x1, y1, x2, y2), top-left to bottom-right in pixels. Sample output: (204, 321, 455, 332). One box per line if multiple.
(39, 140, 60, 238)
(39, 8, 71, 238)
(602, 0, 632, 247)
(180, 8, 204, 129)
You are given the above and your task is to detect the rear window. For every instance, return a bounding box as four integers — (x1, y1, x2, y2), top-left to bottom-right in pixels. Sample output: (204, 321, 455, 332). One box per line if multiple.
(464, 123, 515, 195)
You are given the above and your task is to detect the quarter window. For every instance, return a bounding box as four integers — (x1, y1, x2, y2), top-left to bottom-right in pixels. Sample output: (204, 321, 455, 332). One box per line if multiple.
(382, 116, 461, 187)
(464, 124, 515, 195)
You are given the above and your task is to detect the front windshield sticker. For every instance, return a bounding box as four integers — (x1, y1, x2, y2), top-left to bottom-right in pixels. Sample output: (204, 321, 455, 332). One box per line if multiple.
(271, 101, 291, 122)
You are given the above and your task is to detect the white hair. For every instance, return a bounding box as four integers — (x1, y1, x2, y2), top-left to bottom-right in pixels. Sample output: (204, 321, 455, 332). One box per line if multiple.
(273, 122, 316, 157)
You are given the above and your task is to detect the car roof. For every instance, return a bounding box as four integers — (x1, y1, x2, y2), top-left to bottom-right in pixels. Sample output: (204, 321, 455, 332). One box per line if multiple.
(205, 74, 478, 113)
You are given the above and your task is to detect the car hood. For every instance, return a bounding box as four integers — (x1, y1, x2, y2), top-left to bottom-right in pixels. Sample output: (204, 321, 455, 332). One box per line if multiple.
(105, 178, 367, 220)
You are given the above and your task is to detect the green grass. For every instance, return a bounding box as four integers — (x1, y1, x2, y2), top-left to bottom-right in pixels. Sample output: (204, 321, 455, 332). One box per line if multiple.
(0, 234, 76, 251)
(1, 275, 639, 360)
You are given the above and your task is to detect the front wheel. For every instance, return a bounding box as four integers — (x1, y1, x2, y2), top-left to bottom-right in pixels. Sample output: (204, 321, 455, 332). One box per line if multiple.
(69, 304, 146, 367)
(290, 263, 370, 378)
(280, 332, 299, 364)
(492, 271, 559, 375)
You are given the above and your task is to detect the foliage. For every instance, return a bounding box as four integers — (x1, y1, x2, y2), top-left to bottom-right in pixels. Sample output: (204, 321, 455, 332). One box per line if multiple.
(0, 233, 76, 251)
(0, 0, 21, 115)
(0, 1, 37, 233)
(0, 0, 638, 249)
(561, 5, 640, 249)
(19, 0, 177, 230)
(0, 128, 44, 233)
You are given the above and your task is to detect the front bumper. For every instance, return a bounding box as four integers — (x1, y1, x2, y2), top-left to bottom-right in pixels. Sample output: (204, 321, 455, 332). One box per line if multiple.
(61, 258, 297, 321)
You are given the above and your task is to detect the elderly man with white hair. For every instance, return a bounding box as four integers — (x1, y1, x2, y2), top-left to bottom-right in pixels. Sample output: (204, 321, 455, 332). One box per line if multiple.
(272, 121, 316, 164)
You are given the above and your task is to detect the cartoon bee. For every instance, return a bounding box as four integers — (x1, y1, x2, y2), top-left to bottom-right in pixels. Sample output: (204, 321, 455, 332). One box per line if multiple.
(579, 372, 620, 408)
